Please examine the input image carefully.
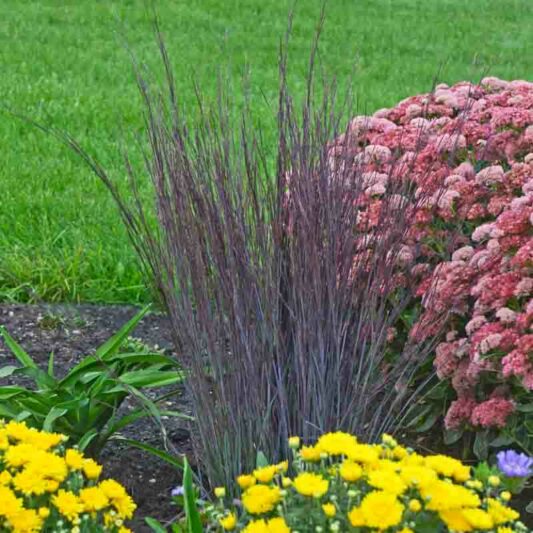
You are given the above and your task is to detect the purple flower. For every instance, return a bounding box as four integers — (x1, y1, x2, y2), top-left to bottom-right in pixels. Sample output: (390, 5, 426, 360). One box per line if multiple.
(497, 450, 533, 478)
(171, 486, 184, 497)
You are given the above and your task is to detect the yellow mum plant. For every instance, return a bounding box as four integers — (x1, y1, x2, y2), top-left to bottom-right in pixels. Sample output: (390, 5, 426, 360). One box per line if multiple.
(0, 420, 136, 533)
(206, 431, 527, 532)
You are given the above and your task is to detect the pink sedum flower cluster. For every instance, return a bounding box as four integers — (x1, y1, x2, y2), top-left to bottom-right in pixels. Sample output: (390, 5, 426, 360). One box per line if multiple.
(329, 77, 533, 434)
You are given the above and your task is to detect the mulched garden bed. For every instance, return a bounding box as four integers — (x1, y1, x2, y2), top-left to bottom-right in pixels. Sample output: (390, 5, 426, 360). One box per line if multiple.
(0, 303, 192, 532)
(1, 303, 532, 530)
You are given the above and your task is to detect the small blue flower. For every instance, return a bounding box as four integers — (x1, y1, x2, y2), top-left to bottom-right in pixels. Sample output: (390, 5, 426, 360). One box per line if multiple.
(497, 450, 533, 478)
(171, 486, 185, 497)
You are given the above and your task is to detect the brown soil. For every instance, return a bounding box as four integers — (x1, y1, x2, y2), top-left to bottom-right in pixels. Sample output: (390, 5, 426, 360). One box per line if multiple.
(0, 304, 192, 532)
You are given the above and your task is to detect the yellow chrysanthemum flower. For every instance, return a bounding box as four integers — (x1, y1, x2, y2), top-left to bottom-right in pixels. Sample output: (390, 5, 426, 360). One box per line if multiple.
(348, 491, 404, 529)
(242, 485, 281, 514)
(51, 490, 84, 522)
(316, 432, 358, 456)
(425, 454, 470, 482)
(399, 465, 438, 488)
(292, 472, 329, 498)
(0, 486, 23, 517)
(0, 470, 12, 485)
(65, 449, 85, 470)
(79, 486, 109, 512)
(345, 443, 380, 465)
(299, 445, 321, 462)
(339, 460, 362, 482)
(237, 474, 256, 489)
(253, 465, 278, 483)
(367, 469, 407, 495)
(99, 480, 137, 519)
(82, 458, 103, 480)
(420, 480, 480, 511)
(219, 512, 237, 530)
(392, 446, 408, 459)
(275, 461, 288, 473)
(6, 508, 42, 533)
(461, 508, 494, 529)
(243, 517, 290, 533)
(487, 498, 520, 524)
(322, 503, 336, 517)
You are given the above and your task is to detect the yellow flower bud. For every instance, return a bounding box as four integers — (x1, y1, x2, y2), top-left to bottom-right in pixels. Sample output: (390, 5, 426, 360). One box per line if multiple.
(219, 512, 237, 531)
(500, 491, 511, 501)
(488, 475, 500, 487)
(288, 436, 301, 449)
(38, 508, 50, 518)
(214, 487, 226, 498)
(282, 477, 292, 488)
(322, 503, 336, 517)
(408, 499, 422, 512)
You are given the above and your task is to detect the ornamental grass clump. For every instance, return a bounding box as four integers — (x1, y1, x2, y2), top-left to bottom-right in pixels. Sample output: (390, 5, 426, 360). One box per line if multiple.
(206, 432, 526, 532)
(0, 420, 136, 533)
(65, 15, 446, 489)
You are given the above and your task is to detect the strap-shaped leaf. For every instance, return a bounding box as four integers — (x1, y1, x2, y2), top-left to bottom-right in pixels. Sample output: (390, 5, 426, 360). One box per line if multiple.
(0, 326, 38, 369)
(43, 407, 68, 431)
(112, 437, 184, 470)
(117, 370, 183, 388)
(183, 457, 203, 532)
(0, 365, 19, 378)
(144, 517, 167, 533)
(95, 305, 151, 360)
(78, 428, 99, 451)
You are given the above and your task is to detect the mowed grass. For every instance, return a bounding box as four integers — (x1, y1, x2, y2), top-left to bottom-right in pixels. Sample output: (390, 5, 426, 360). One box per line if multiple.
(0, 0, 531, 303)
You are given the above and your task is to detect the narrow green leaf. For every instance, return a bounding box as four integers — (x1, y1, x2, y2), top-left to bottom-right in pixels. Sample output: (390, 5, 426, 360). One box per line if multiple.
(443, 429, 463, 445)
(106, 409, 192, 439)
(474, 430, 489, 460)
(11, 366, 57, 390)
(415, 411, 439, 433)
(118, 370, 183, 388)
(47, 352, 55, 377)
(0, 326, 38, 369)
(112, 437, 184, 470)
(95, 305, 151, 360)
(256, 451, 269, 468)
(145, 518, 167, 533)
(0, 366, 19, 378)
(490, 433, 514, 447)
(183, 457, 203, 533)
(43, 407, 68, 431)
(0, 404, 18, 418)
(78, 429, 99, 451)
(0, 386, 26, 399)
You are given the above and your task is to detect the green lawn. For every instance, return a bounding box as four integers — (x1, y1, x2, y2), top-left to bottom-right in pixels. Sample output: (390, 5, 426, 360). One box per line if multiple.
(0, 0, 531, 303)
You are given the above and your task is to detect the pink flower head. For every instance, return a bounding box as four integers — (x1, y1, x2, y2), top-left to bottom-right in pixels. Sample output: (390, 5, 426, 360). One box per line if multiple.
(471, 397, 515, 428)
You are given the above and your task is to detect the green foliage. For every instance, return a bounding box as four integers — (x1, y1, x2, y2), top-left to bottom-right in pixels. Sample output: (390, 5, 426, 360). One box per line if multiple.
(145, 458, 204, 533)
(0, 0, 531, 303)
(183, 458, 204, 533)
(0, 306, 187, 456)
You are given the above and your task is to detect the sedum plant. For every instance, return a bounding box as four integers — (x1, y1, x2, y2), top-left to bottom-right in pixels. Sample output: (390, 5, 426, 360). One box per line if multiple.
(0, 306, 187, 456)
(204, 432, 527, 532)
(0, 419, 136, 532)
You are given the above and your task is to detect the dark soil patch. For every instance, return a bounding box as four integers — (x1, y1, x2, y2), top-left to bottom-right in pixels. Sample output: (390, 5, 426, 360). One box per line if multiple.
(1, 304, 531, 530)
(0, 303, 192, 532)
